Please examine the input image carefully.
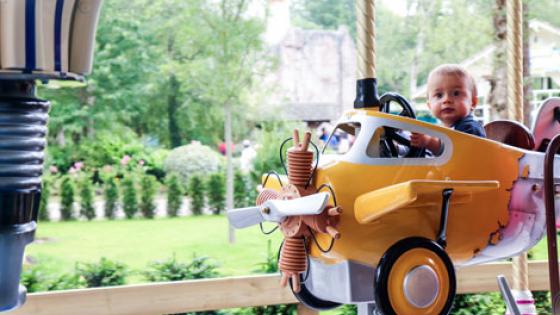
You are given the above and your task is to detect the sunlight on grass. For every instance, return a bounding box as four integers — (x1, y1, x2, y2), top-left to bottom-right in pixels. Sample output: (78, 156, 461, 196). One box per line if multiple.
(27, 216, 283, 282)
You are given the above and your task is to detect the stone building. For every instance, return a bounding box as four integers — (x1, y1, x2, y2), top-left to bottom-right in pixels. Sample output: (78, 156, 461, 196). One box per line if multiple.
(255, 0, 357, 125)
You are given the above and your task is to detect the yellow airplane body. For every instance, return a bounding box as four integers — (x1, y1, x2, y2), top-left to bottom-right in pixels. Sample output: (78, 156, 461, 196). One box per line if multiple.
(250, 104, 558, 314)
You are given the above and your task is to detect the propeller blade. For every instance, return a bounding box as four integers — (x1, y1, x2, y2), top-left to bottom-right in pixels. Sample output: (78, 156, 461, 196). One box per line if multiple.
(227, 206, 263, 228)
(263, 192, 330, 219)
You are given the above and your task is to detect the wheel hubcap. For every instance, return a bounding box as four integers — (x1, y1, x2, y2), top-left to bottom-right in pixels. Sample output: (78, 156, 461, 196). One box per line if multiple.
(403, 265, 439, 308)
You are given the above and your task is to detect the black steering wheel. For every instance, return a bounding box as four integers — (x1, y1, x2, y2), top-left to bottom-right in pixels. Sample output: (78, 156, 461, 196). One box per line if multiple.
(379, 92, 425, 158)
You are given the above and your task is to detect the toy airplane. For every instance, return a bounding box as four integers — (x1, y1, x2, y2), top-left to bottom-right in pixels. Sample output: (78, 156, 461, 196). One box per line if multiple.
(228, 96, 560, 315)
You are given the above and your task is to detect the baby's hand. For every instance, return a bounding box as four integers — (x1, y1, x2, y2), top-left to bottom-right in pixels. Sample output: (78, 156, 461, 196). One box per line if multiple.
(410, 132, 431, 148)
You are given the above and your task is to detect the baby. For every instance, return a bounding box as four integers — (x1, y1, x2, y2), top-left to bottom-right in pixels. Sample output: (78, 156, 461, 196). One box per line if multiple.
(411, 64, 486, 153)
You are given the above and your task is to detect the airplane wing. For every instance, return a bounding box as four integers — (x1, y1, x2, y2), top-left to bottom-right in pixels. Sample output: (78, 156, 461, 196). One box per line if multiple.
(354, 179, 500, 224)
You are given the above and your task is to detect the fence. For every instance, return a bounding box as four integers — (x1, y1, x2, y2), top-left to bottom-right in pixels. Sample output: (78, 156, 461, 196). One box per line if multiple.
(7, 260, 554, 315)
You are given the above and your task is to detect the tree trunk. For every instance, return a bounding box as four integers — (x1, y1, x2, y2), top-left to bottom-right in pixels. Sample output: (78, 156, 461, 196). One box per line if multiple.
(168, 74, 181, 148)
(225, 102, 235, 243)
(522, 1, 532, 127)
(487, 0, 508, 120)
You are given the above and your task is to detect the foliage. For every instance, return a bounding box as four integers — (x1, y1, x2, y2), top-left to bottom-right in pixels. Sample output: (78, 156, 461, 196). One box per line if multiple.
(21, 267, 47, 293)
(39, 176, 51, 222)
(144, 255, 220, 282)
(533, 291, 551, 314)
(140, 174, 158, 219)
(188, 175, 205, 215)
(104, 176, 119, 219)
(254, 240, 278, 274)
(292, 0, 356, 36)
(206, 173, 225, 215)
(122, 176, 138, 219)
(163, 142, 223, 188)
(79, 175, 96, 221)
(60, 176, 75, 221)
(250, 123, 294, 185)
(76, 258, 128, 288)
(450, 293, 505, 314)
(166, 174, 183, 217)
(234, 171, 252, 208)
(22, 266, 85, 293)
(337, 304, 357, 315)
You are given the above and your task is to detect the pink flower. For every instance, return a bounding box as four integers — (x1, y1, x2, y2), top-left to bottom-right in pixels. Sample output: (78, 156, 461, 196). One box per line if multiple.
(74, 161, 84, 171)
(49, 166, 59, 174)
(102, 165, 113, 173)
(120, 155, 131, 166)
(139, 160, 145, 166)
(68, 167, 77, 175)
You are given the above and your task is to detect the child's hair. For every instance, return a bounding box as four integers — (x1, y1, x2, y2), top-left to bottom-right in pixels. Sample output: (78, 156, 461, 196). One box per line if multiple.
(427, 64, 477, 99)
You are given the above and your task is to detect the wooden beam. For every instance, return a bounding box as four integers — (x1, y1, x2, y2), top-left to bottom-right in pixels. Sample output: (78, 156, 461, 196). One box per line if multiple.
(8, 275, 297, 315)
(6, 261, 556, 315)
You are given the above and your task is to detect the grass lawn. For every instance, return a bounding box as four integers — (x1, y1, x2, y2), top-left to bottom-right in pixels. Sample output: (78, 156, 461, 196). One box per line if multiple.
(27, 215, 283, 282)
(27, 214, 556, 286)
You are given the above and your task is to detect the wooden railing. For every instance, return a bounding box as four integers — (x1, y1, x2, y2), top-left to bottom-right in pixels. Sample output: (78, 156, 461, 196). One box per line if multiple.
(6, 261, 555, 315)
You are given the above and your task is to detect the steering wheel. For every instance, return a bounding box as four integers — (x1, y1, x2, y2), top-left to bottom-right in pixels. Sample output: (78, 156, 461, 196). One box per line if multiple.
(379, 92, 425, 158)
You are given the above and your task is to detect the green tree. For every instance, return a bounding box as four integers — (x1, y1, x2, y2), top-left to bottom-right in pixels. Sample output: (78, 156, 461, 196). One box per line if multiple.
(188, 175, 205, 215)
(206, 173, 225, 214)
(234, 171, 249, 208)
(104, 176, 119, 219)
(166, 174, 183, 217)
(122, 176, 138, 219)
(79, 175, 96, 221)
(60, 176, 75, 221)
(38, 177, 51, 221)
(140, 174, 158, 219)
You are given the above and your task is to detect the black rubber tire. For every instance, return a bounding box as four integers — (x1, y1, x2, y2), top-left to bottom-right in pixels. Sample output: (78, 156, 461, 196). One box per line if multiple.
(375, 237, 456, 315)
(289, 276, 342, 311)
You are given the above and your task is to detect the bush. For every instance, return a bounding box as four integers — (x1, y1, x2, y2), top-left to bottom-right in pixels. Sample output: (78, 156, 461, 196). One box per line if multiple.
(533, 291, 551, 314)
(144, 255, 220, 282)
(188, 175, 205, 215)
(47, 273, 85, 291)
(79, 175, 96, 220)
(450, 293, 505, 314)
(166, 174, 183, 217)
(163, 142, 223, 187)
(76, 258, 128, 288)
(234, 171, 251, 208)
(206, 173, 225, 215)
(38, 177, 51, 221)
(21, 267, 47, 293)
(254, 240, 278, 274)
(60, 176, 75, 220)
(122, 176, 138, 219)
(251, 123, 298, 184)
(104, 176, 119, 219)
(140, 174, 158, 219)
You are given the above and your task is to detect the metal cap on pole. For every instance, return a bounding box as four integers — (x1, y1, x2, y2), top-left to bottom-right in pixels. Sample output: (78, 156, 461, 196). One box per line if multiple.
(354, 0, 380, 109)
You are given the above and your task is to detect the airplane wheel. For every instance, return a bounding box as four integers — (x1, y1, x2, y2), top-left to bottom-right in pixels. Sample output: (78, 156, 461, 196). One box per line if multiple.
(375, 237, 456, 315)
(289, 276, 341, 311)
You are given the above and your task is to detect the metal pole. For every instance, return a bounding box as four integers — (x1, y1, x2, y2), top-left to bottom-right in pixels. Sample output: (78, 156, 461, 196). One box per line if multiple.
(544, 134, 560, 314)
(507, 0, 536, 314)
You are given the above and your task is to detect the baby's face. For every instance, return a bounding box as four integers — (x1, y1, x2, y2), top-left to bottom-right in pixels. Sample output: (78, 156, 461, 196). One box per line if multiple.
(427, 73, 476, 127)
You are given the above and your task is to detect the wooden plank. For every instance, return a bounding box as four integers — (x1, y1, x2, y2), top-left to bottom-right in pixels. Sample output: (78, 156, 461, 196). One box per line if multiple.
(6, 261, 558, 315)
(8, 274, 297, 315)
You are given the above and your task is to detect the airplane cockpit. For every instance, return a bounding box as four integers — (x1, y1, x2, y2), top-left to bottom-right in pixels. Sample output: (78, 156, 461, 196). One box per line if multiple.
(321, 111, 453, 166)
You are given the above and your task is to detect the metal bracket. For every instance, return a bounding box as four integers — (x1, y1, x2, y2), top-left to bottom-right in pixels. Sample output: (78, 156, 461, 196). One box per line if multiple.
(497, 275, 521, 315)
(437, 188, 454, 248)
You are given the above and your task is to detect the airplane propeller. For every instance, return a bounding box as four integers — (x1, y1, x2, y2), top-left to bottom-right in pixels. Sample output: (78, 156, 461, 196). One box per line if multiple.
(227, 192, 330, 229)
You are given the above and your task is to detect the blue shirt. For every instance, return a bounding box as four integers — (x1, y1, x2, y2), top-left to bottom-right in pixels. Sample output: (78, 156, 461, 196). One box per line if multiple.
(451, 114, 486, 138)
